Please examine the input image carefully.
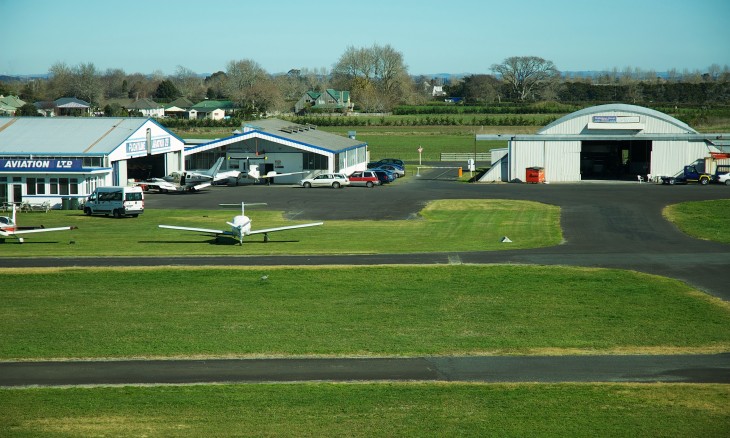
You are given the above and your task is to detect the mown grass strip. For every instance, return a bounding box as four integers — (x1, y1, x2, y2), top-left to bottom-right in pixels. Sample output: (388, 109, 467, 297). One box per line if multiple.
(2, 265, 728, 360)
(663, 199, 730, 244)
(1, 383, 728, 437)
(0, 199, 562, 257)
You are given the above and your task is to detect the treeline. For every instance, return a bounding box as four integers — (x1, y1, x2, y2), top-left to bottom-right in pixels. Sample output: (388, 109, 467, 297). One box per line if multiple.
(286, 115, 558, 127)
(555, 81, 730, 104)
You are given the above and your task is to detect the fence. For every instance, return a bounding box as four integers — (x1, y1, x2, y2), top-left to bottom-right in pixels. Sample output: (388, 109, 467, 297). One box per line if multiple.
(440, 152, 491, 162)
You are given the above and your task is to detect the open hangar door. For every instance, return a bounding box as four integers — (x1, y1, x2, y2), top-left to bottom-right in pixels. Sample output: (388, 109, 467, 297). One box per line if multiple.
(580, 140, 651, 180)
(126, 154, 166, 180)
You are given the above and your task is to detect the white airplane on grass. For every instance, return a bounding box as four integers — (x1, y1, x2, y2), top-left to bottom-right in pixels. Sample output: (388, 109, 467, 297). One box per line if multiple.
(0, 204, 77, 243)
(158, 202, 323, 245)
(140, 157, 230, 192)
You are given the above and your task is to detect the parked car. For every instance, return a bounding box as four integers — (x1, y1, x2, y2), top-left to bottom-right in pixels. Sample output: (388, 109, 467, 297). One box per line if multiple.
(299, 173, 350, 188)
(372, 164, 405, 178)
(370, 169, 395, 184)
(367, 158, 405, 169)
(718, 172, 730, 185)
(348, 170, 381, 188)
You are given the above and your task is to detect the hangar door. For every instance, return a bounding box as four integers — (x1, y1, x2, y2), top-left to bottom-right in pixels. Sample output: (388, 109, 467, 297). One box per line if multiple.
(580, 140, 651, 180)
(126, 154, 166, 180)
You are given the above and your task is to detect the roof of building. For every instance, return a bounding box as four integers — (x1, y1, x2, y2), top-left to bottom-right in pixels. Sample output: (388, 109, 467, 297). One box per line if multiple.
(539, 103, 696, 134)
(54, 97, 90, 109)
(127, 98, 163, 110)
(186, 118, 366, 156)
(0, 95, 25, 108)
(0, 117, 157, 155)
(167, 97, 194, 109)
(191, 100, 234, 111)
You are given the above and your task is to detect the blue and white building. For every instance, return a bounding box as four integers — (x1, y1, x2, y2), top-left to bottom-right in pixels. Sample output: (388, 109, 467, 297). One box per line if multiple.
(0, 117, 184, 207)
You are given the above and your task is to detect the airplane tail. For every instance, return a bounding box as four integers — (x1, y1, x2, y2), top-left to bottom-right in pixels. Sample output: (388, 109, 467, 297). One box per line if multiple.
(201, 157, 225, 178)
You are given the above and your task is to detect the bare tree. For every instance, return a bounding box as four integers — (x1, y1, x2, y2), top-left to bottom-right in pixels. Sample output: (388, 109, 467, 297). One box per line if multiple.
(332, 43, 410, 111)
(225, 59, 280, 114)
(172, 66, 204, 100)
(491, 56, 559, 101)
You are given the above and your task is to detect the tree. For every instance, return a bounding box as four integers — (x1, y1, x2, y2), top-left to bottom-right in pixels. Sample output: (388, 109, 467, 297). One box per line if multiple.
(172, 65, 204, 100)
(462, 74, 500, 103)
(332, 44, 411, 111)
(17, 103, 41, 116)
(154, 80, 181, 100)
(70, 63, 103, 104)
(225, 59, 279, 114)
(491, 56, 559, 101)
(204, 71, 228, 99)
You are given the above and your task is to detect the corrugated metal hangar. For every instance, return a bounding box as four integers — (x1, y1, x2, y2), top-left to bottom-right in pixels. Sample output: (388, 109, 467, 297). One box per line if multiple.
(478, 104, 730, 183)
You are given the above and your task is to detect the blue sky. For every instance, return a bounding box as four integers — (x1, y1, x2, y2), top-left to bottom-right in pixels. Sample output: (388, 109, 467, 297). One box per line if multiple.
(1, 0, 728, 76)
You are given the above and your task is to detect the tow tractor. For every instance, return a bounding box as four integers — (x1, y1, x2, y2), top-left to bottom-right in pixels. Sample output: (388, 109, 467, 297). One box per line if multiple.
(660, 165, 712, 185)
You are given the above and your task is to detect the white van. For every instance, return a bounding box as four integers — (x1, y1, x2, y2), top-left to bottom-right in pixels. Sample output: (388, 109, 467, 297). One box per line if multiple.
(84, 186, 144, 218)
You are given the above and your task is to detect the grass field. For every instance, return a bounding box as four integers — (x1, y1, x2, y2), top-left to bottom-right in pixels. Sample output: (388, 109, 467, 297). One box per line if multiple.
(2, 265, 729, 360)
(2, 383, 728, 437)
(0, 200, 562, 256)
(663, 199, 730, 244)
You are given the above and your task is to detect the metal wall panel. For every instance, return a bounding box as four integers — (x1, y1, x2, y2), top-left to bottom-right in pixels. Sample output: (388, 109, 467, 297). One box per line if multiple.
(545, 141, 581, 182)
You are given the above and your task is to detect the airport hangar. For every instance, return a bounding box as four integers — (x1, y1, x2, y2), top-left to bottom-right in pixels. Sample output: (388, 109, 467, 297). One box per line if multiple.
(477, 104, 730, 183)
(0, 117, 367, 208)
(183, 118, 369, 185)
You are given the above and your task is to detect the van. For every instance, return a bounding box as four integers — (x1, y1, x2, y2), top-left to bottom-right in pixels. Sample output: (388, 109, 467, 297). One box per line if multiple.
(84, 186, 144, 218)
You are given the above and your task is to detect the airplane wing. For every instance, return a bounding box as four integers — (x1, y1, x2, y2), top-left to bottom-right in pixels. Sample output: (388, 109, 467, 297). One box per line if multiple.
(191, 181, 212, 191)
(247, 222, 323, 235)
(159, 225, 231, 235)
(10, 226, 76, 235)
(262, 171, 307, 179)
(142, 180, 179, 191)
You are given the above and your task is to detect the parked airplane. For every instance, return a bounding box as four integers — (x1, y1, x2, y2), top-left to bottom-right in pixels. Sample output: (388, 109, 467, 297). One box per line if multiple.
(243, 164, 307, 184)
(158, 202, 323, 245)
(140, 157, 229, 192)
(0, 204, 76, 243)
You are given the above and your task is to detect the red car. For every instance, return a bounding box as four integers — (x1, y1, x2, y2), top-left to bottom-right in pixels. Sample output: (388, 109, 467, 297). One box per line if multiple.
(348, 170, 381, 188)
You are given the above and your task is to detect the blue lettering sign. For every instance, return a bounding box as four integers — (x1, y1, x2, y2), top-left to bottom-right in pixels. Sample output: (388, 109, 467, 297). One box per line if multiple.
(0, 159, 84, 171)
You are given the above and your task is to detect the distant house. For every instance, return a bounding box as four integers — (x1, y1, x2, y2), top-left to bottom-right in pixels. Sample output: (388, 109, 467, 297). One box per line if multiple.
(188, 100, 235, 120)
(0, 95, 25, 115)
(33, 97, 90, 116)
(164, 97, 194, 119)
(127, 98, 164, 118)
(294, 89, 353, 113)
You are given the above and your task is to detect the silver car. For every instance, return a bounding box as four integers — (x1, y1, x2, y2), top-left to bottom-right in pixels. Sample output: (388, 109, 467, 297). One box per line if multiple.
(299, 173, 350, 188)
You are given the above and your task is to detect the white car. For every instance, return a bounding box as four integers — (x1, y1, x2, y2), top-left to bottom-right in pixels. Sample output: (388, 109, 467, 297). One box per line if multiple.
(718, 173, 730, 185)
(299, 173, 350, 188)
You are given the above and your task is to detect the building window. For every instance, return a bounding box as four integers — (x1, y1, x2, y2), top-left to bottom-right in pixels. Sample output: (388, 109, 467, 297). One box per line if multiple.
(70, 179, 79, 195)
(27, 178, 36, 195)
(302, 152, 327, 170)
(50, 178, 58, 195)
(37, 178, 45, 194)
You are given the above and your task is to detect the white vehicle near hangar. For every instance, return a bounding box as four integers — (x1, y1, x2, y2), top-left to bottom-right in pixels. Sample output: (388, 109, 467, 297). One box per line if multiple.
(477, 104, 730, 184)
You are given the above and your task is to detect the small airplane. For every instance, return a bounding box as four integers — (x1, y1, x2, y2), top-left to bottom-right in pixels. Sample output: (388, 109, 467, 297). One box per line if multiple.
(242, 164, 307, 185)
(0, 204, 77, 243)
(158, 202, 323, 245)
(140, 157, 229, 192)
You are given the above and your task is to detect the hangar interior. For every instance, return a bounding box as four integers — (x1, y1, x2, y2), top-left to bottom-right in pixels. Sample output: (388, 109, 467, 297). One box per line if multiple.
(580, 140, 652, 180)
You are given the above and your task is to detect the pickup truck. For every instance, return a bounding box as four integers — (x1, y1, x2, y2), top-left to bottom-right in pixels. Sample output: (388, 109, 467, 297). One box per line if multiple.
(660, 165, 712, 185)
